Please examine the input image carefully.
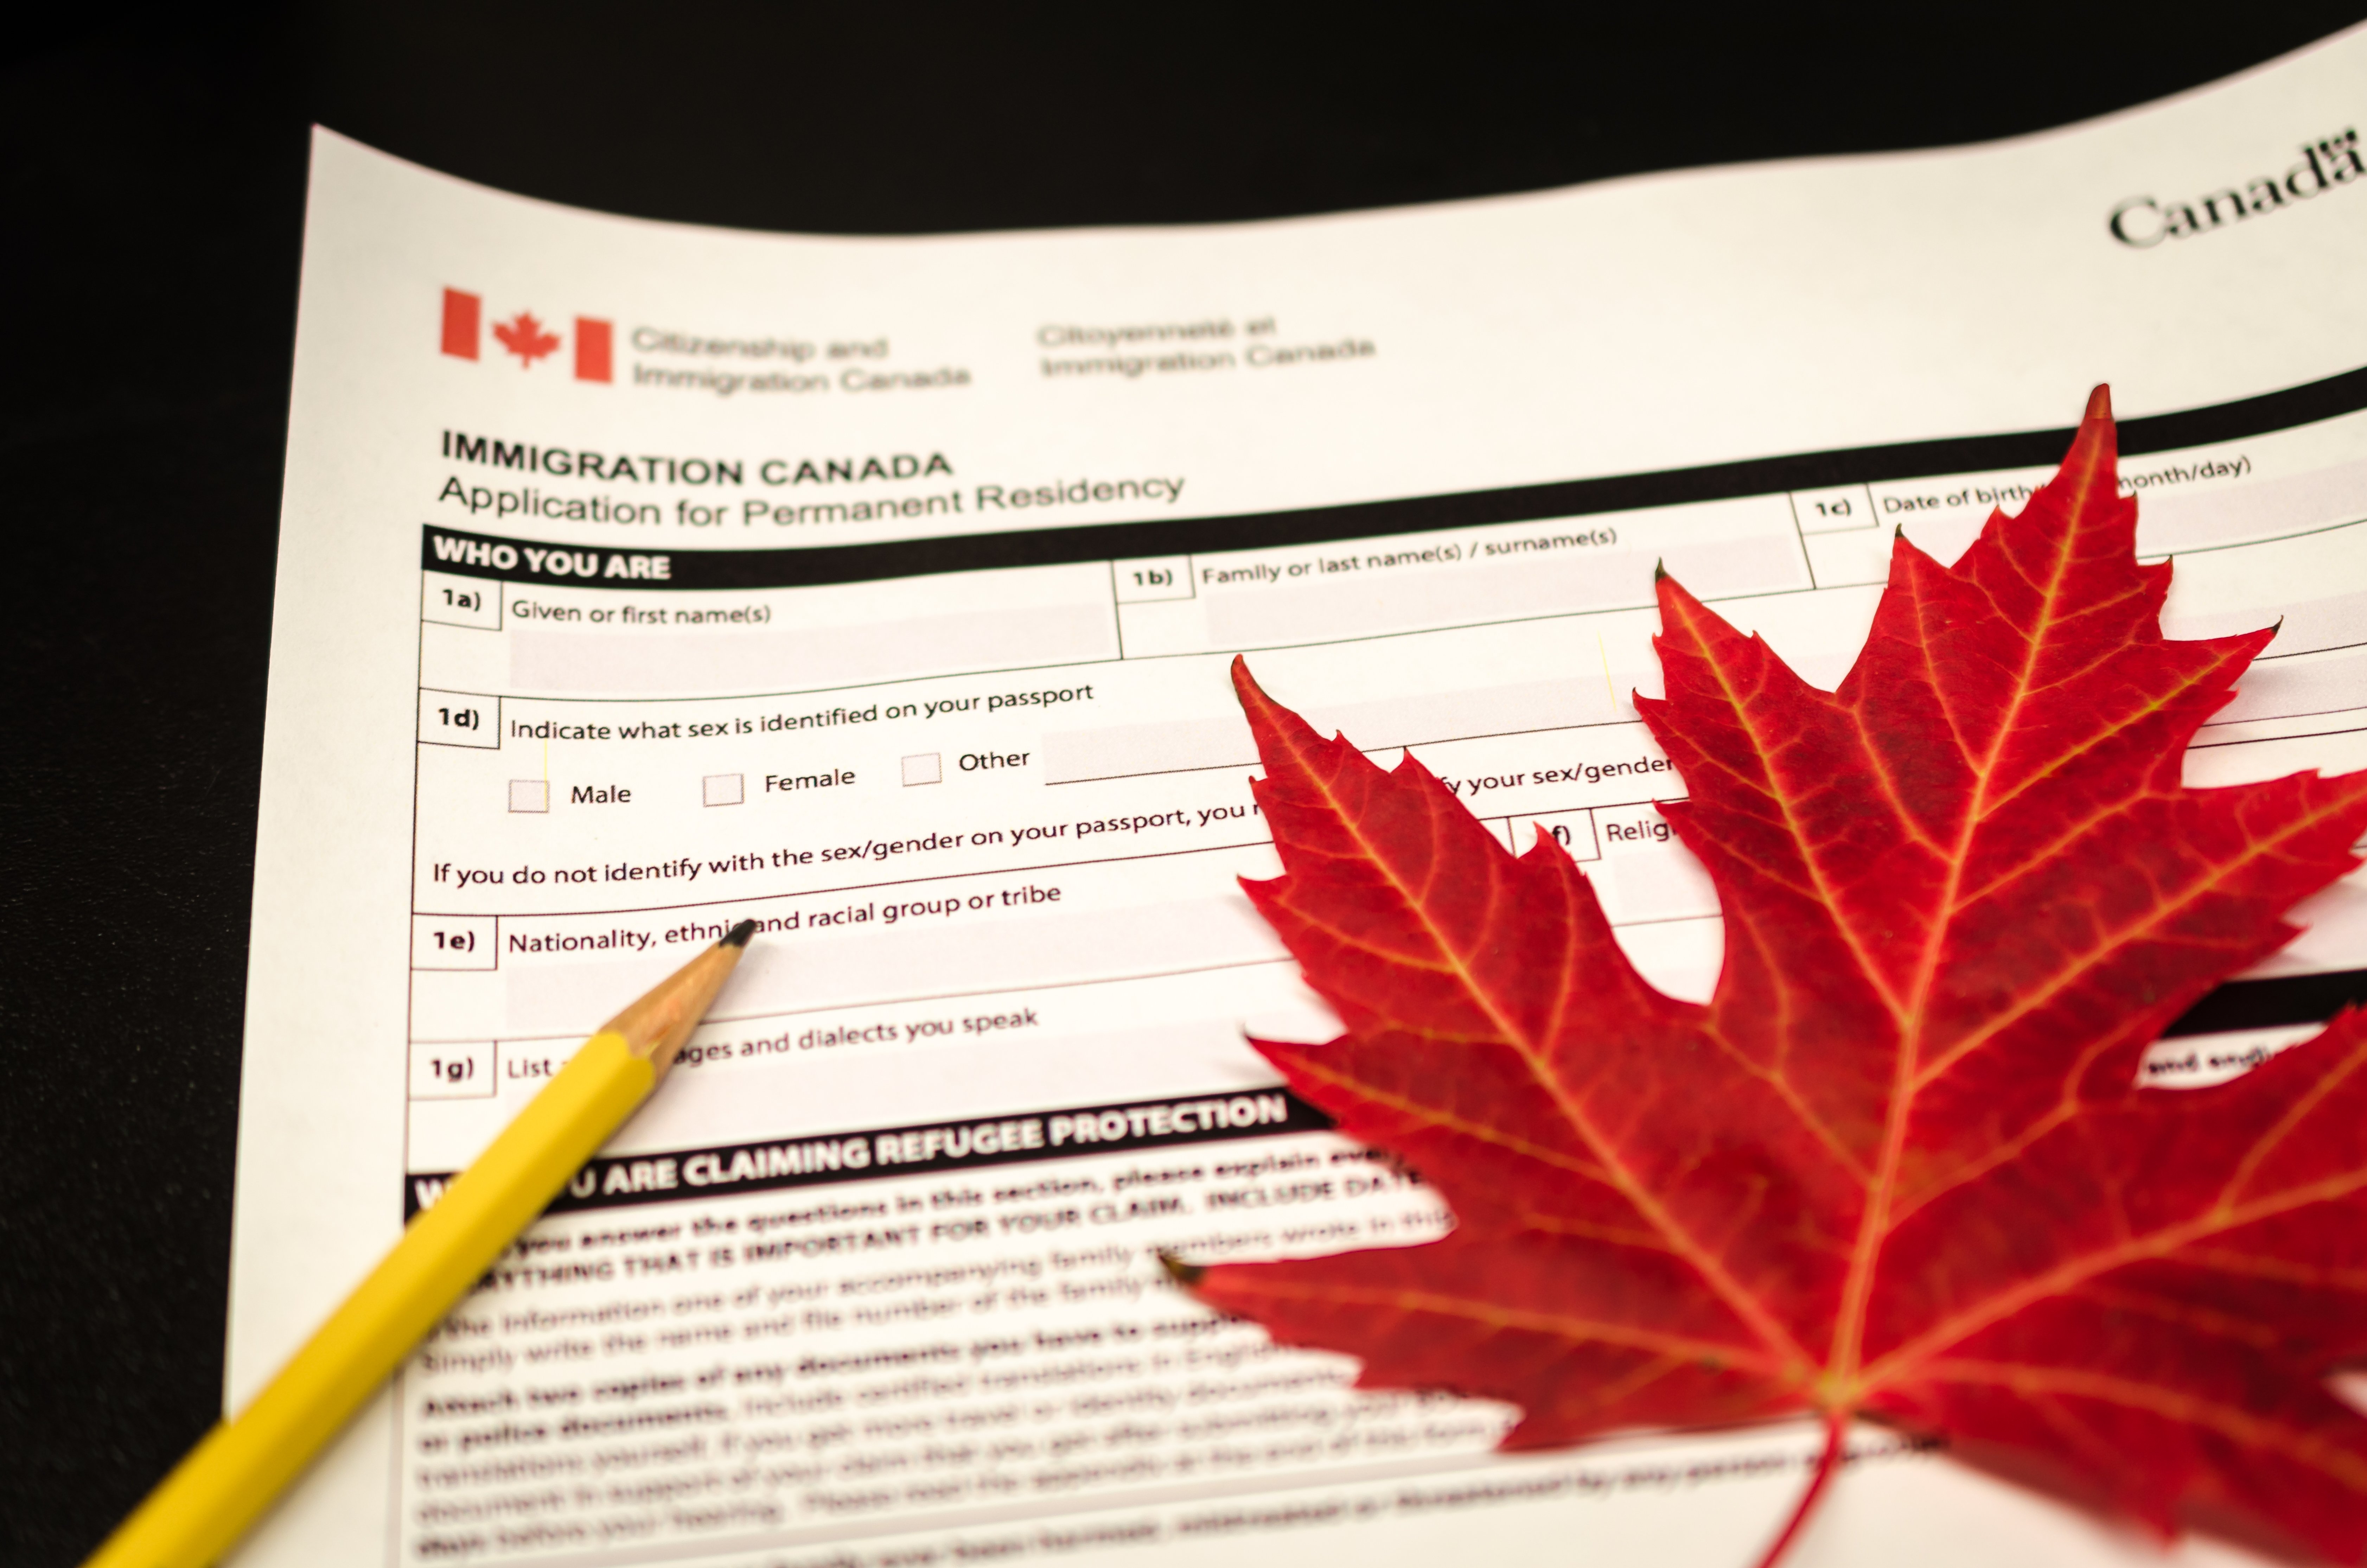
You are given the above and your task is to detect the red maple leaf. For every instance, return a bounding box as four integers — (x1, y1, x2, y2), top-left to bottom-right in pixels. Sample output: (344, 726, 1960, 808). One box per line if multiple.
(491, 310, 560, 366)
(1183, 389, 2367, 1563)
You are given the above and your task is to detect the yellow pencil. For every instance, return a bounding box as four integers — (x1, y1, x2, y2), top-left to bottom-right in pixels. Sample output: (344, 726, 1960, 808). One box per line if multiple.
(83, 920, 758, 1568)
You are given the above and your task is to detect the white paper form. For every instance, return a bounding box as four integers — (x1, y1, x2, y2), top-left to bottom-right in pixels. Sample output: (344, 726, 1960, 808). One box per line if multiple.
(232, 30, 2367, 1568)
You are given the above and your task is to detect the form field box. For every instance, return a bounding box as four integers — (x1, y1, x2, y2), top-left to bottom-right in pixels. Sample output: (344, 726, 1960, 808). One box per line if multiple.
(1041, 679, 1610, 785)
(1200, 530, 1801, 648)
(419, 689, 500, 748)
(704, 773, 745, 807)
(412, 914, 496, 969)
(508, 605, 1116, 696)
(509, 779, 549, 813)
(1595, 802, 1718, 922)
(409, 1040, 494, 1099)
(902, 753, 943, 786)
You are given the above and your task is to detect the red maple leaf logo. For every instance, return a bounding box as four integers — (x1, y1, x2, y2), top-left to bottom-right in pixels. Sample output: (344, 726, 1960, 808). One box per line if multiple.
(491, 311, 560, 367)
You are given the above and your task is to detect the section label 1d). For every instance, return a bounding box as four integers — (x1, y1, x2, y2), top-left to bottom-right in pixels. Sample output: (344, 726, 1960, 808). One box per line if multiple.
(419, 689, 499, 748)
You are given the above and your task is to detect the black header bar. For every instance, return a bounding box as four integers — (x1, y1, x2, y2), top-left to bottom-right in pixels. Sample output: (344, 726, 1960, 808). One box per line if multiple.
(2162, 967, 2367, 1038)
(405, 1088, 1333, 1220)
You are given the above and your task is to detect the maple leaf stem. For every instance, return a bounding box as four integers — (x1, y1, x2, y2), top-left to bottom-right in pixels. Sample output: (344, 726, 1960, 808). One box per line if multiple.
(1748, 1414, 1847, 1568)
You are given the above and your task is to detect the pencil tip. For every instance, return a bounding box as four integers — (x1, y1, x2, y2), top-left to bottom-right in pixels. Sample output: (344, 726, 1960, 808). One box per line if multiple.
(722, 919, 757, 949)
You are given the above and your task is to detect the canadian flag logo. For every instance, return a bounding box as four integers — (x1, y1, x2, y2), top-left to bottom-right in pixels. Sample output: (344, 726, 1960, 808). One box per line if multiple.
(440, 287, 612, 383)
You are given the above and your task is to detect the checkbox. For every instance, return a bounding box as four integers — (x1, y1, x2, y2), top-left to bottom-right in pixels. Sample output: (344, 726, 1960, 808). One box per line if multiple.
(509, 779, 549, 813)
(901, 752, 942, 786)
(704, 773, 745, 807)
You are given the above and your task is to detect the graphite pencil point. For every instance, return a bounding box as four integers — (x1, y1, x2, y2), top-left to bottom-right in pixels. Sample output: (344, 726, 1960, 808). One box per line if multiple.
(722, 919, 757, 948)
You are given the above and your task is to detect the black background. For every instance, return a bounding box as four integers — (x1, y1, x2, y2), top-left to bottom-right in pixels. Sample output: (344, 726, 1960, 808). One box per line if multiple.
(6, 5, 2365, 1561)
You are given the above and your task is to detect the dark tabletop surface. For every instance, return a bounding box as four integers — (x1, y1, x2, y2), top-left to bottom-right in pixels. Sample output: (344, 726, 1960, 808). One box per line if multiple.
(7, 4, 2363, 1561)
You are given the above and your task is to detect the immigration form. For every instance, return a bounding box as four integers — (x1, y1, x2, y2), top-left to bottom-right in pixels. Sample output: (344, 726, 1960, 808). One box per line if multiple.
(234, 30, 2367, 1568)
